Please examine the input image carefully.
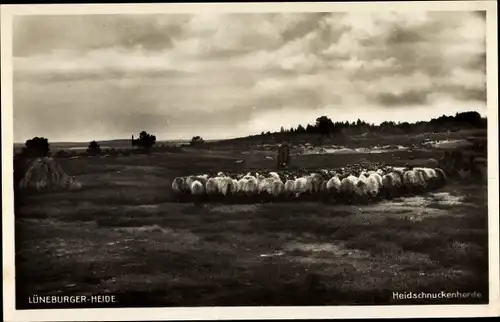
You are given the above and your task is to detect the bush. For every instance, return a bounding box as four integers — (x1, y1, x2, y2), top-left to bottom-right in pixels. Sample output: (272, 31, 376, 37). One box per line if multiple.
(21, 137, 50, 158)
(133, 131, 157, 151)
(190, 136, 205, 146)
(87, 141, 101, 156)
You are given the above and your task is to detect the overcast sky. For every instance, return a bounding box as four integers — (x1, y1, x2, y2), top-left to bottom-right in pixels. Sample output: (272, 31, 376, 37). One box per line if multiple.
(13, 11, 486, 142)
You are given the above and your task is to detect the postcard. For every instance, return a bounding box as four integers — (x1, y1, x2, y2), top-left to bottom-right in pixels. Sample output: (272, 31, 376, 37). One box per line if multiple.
(2, 1, 499, 321)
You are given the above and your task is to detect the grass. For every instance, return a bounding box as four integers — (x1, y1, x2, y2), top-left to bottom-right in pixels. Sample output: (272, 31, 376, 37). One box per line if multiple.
(14, 131, 489, 308)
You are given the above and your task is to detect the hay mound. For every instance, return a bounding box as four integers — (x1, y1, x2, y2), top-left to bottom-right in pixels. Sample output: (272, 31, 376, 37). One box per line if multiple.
(19, 157, 82, 192)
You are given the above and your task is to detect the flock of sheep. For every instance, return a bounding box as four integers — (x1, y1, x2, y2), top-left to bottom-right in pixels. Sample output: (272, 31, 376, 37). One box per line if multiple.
(171, 163, 447, 204)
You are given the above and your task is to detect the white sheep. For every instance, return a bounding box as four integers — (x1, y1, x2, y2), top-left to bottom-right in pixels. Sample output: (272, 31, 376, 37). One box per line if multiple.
(237, 178, 248, 193)
(424, 167, 438, 180)
(190, 180, 205, 196)
(228, 177, 238, 194)
(269, 172, 280, 180)
(367, 169, 384, 176)
(205, 177, 220, 195)
(258, 177, 276, 194)
(402, 170, 417, 189)
(385, 172, 403, 187)
(284, 180, 295, 196)
(365, 174, 381, 199)
(243, 177, 259, 195)
(303, 175, 315, 193)
(309, 173, 324, 194)
(403, 169, 426, 193)
(191, 175, 208, 187)
(354, 175, 369, 199)
(413, 167, 438, 188)
(368, 172, 383, 188)
(381, 171, 403, 198)
(243, 174, 256, 181)
(256, 173, 267, 182)
(172, 177, 188, 194)
(326, 176, 341, 195)
(340, 175, 359, 195)
(270, 180, 285, 197)
(218, 177, 236, 196)
(320, 180, 328, 194)
(414, 170, 427, 190)
(185, 175, 197, 188)
(294, 176, 313, 197)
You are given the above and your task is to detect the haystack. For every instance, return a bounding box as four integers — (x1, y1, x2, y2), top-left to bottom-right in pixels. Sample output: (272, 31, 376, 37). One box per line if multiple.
(18, 157, 82, 192)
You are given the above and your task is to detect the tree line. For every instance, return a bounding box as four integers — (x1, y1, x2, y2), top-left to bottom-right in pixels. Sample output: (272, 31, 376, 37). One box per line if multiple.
(258, 111, 486, 137)
(16, 111, 485, 158)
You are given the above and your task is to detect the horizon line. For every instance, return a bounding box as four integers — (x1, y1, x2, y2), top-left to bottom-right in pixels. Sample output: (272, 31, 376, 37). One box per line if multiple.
(13, 111, 488, 145)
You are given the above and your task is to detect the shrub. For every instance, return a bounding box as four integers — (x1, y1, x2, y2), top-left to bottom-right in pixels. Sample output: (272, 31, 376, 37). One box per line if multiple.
(87, 141, 101, 156)
(190, 136, 205, 146)
(21, 137, 50, 158)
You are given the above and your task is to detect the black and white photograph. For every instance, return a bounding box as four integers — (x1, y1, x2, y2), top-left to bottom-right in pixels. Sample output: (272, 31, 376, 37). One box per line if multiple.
(2, 1, 499, 321)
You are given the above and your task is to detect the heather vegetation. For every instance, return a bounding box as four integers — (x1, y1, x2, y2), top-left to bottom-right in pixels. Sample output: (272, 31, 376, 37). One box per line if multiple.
(13, 111, 488, 308)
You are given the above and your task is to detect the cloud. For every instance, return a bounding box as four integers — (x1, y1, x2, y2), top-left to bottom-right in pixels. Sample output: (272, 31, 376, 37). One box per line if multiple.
(375, 90, 429, 107)
(13, 14, 191, 56)
(13, 11, 487, 142)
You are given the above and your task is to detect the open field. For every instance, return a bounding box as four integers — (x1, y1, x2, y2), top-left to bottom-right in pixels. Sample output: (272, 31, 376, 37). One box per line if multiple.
(14, 130, 488, 308)
(13, 139, 189, 154)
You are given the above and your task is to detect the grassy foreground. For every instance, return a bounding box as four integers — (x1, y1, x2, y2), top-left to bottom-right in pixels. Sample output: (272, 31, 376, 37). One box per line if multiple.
(14, 134, 489, 308)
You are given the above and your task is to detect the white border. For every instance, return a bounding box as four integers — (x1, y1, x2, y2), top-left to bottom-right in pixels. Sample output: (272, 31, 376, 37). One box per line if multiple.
(2, 1, 499, 321)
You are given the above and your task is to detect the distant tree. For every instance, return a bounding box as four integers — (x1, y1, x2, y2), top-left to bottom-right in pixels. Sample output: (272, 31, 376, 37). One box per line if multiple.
(136, 131, 157, 150)
(399, 122, 411, 133)
(296, 124, 306, 133)
(380, 121, 395, 133)
(261, 131, 265, 136)
(290, 127, 295, 133)
(455, 111, 482, 127)
(87, 140, 101, 156)
(280, 126, 285, 133)
(190, 136, 205, 146)
(315, 116, 335, 135)
(306, 124, 315, 133)
(266, 131, 271, 135)
(22, 137, 50, 158)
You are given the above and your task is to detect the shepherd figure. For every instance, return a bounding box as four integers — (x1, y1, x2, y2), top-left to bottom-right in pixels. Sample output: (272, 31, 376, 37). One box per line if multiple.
(277, 144, 290, 169)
